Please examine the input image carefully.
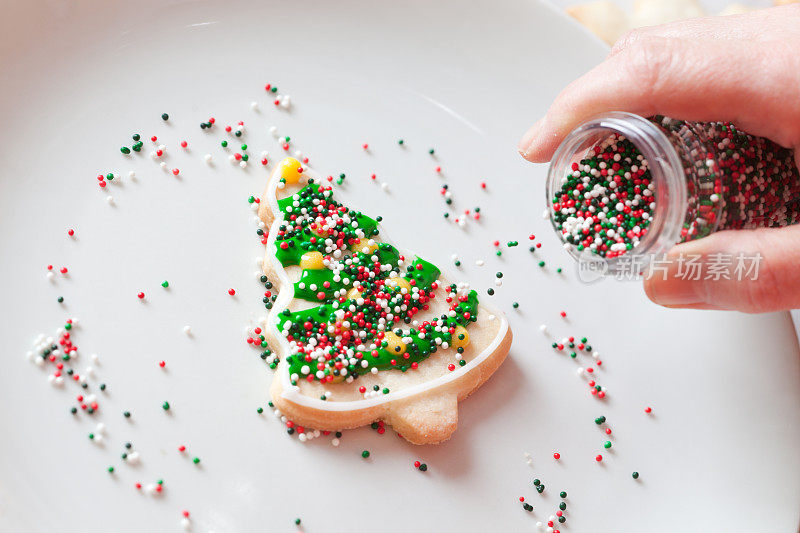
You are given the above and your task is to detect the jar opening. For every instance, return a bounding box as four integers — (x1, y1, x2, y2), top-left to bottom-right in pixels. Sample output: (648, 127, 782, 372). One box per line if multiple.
(545, 112, 687, 274)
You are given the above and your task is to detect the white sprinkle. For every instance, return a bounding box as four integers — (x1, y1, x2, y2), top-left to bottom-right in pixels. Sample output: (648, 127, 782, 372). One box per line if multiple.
(381, 182, 389, 192)
(331, 438, 340, 447)
(183, 326, 192, 335)
(250, 101, 259, 111)
(46, 272, 55, 281)
(475, 260, 484, 266)
(160, 161, 167, 169)
(106, 196, 115, 205)
(180, 517, 191, 530)
(240, 161, 247, 168)
(91, 353, 99, 363)
(128, 171, 136, 179)
(539, 324, 548, 333)
(204, 154, 212, 163)
(269, 126, 279, 137)
(280, 95, 292, 109)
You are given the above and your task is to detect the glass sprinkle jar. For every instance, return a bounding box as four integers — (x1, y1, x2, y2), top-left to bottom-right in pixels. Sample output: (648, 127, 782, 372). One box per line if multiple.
(546, 112, 800, 273)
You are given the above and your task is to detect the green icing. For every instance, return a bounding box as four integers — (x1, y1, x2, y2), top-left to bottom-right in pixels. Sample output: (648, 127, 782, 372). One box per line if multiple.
(271, 178, 478, 383)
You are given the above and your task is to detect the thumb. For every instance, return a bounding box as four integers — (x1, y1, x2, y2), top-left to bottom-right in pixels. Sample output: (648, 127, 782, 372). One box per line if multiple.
(643, 225, 800, 313)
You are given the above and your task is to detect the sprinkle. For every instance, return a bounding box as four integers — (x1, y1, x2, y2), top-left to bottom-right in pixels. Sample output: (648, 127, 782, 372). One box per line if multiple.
(361, 450, 370, 459)
(162, 401, 170, 410)
(228, 288, 236, 296)
(161, 113, 169, 121)
(553, 452, 560, 460)
(632, 471, 640, 479)
(644, 406, 652, 414)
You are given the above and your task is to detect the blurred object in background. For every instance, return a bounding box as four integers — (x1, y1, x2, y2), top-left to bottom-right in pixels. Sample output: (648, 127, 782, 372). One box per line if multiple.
(566, 0, 798, 44)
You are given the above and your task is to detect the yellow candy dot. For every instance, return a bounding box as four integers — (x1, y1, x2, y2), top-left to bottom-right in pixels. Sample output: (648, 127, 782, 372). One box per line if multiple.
(382, 331, 407, 355)
(385, 277, 412, 293)
(451, 325, 470, 349)
(277, 157, 303, 184)
(299, 251, 325, 270)
(346, 287, 362, 300)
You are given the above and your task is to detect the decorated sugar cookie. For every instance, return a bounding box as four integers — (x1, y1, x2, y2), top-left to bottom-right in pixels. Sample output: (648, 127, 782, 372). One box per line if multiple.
(258, 158, 512, 444)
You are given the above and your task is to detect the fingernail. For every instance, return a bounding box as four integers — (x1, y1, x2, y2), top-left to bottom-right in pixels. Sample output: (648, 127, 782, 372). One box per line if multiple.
(643, 276, 704, 307)
(518, 119, 544, 159)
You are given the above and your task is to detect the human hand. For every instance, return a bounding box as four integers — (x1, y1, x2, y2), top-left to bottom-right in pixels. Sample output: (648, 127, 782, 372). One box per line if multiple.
(518, 5, 800, 313)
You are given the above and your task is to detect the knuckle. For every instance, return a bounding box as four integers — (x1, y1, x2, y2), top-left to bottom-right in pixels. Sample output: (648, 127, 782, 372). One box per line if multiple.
(739, 262, 780, 313)
(620, 38, 679, 101)
(611, 28, 648, 56)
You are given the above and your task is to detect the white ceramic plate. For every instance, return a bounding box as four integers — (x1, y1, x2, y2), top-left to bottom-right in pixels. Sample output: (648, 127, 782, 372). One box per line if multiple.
(1, 1, 798, 532)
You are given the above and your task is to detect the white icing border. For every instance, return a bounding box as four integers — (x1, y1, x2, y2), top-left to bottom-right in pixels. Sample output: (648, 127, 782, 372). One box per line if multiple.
(265, 162, 509, 412)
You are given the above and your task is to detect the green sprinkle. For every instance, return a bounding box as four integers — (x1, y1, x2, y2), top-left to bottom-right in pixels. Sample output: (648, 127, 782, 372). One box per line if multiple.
(507, 241, 518, 247)
(419, 463, 428, 471)
(192, 457, 200, 464)
(107, 466, 114, 473)
(70, 407, 77, 414)
(512, 302, 519, 309)
(361, 450, 370, 459)
(161, 113, 169, 121)
(106, 173, 114, 181)
(132, 134, 141, 141)
(123, 411, 131, 418)
(241, 144, 248, 151)
(121, 146, 131, 154)
(604, 441, 612, 449)
(257, 407, 263, 414)
(162, 401, 170, 410)
(398, 139, 404, 145)
(295, 518, 301, 525)
(487, 288, 494, 295)
(429, 148, 435, 155)
(496, 250, 502, 256)
(595, 416, 606, 425)
(632, 471, 640, 479)
(88, 433, 94, 440)
(57, 296, 64, 303)
(161, 281, 169, 288)
(271, 86, 278, 93)
(533, 479, 540, 486)
(560, 491, 567, 498)
(221, 140, 228, 148)
(559, 502, 567, 510)
(538, 261, 546, 267)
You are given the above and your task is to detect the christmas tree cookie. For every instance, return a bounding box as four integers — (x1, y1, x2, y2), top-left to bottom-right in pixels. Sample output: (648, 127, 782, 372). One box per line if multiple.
(258, 158, 512, 444)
